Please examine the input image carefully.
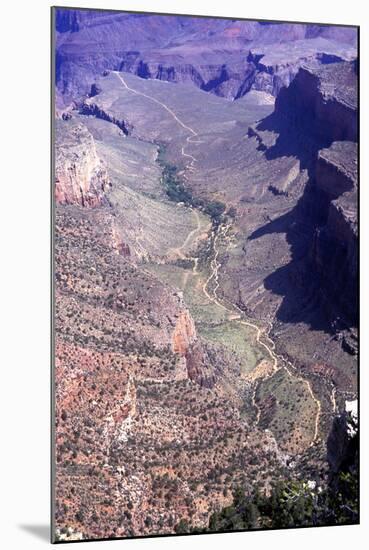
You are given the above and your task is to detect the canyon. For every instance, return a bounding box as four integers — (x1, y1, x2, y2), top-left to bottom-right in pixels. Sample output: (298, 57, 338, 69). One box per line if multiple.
(53, 8, 358, 542)
(55, 11, 356, 104)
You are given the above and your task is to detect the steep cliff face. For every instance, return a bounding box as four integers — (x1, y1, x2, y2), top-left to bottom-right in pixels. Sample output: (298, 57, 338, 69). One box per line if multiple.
(115, 41, 356, 101)
(172, 310, 197, 355)
(55, 119, 111, 207)
(275, 62, 357, 145)
(171, 309, 217, 388)
(247, 38, 355, 98)
(119, 55, 256, 100)
(55, 9, 80, 33)
(247, 49, 320, 98)
(55, 8, 101, 33)
(55, 8, 357, 103)
(316, 142, 358, 199)
(312, 142, 358, 326)
(327, 413, 358, 481)
(247, 61, 358, 332)
(80, 102, 133, 135)
(280, 63, 358, 328)
(185, 342, 217, 389)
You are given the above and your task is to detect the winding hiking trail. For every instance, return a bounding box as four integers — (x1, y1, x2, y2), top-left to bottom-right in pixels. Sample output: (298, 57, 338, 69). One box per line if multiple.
(113, 70, 322, 447)
(204, 226, 321, 444)
(170, 210, 202, 260)
(170, 209, 203, 286)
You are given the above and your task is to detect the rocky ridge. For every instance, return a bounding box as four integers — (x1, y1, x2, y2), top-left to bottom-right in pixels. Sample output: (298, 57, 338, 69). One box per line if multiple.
(54, 206, 286, 540)
(247, 61, 358, 334)
(55, 119, 111, 207)
(55, 10, 357, 103)
(313, 142, 358, 328)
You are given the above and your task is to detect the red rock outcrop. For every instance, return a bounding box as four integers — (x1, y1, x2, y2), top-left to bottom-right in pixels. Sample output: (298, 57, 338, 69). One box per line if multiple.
(185, 341, 217, 389)
(172, 310, 196, 355)
(55, 119, 110, 207)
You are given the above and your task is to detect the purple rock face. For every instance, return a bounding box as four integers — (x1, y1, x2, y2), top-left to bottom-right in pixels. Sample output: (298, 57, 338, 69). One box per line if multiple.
(275, 62, 357, 144)
(55, 9, 357, 104)
(248, 60, 358, 331)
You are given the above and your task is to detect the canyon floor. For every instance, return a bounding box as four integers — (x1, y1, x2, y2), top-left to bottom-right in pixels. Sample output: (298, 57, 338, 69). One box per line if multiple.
(54, 14, 358, 541)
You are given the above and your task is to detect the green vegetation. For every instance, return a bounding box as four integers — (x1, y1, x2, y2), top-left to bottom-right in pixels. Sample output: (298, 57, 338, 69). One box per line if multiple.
(184, 474, 358, 533)
(206, 466, 358, 531)
(199, 321, 265, 374)
(160, 162, 193, 204)
(174, 519, 191, 534)
(157, 145, 226, 224)
(177, 414, 358, 533)
(203, 200, 226, 223)
(256, 367, 316, 451)
(171, 258, 196, 270)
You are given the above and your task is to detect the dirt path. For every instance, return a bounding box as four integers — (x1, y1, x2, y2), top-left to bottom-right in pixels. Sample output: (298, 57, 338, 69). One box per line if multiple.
(114, 70, 204, 273)
(171, 210, 202, 260)
(171, 209, 203, 287)
(114, 70, 322, 447)
(114, 72, 198, 136)
(331, 386, 337, 414)
(204, 225, 321, 445)
(203, 225, 278, 369)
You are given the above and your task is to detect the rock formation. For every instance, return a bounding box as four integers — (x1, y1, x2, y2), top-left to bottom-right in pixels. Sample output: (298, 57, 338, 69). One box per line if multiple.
(248, 61, 358, 332)
(80, 102, 132, 135)
(55, 119, 111, 207)
(312, 141, 358, 327)
(274, 62, 357, 146)
(55, 10, 357, 103)
(172, 310, 197, 355)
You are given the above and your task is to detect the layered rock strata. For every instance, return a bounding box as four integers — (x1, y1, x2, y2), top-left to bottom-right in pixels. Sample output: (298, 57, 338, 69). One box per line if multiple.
(55, 120, 111, 207)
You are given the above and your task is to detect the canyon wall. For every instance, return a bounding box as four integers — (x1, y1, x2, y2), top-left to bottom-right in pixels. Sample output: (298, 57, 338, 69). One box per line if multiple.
(55, 9, 357, 103)
(275, 63, 357, 145)
(55, 120, 111, 207)
(250, 61, 358, 330)
(312, 142, 358, 327)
